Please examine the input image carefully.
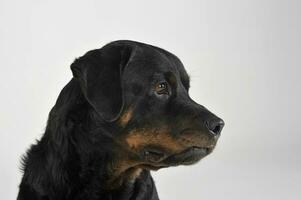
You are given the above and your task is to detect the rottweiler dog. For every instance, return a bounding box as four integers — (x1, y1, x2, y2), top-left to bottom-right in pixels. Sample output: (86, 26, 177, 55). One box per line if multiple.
(18, 40, 224, 200)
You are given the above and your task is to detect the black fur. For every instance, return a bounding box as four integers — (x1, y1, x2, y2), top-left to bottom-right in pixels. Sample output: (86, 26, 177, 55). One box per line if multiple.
(18, 40, 224, 200)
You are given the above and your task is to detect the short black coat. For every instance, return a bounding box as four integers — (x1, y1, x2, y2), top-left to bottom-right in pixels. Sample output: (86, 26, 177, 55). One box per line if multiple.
(17, 40, 223, 200)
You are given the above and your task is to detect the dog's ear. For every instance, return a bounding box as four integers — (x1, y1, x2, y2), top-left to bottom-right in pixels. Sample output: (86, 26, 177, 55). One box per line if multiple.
(71, 44, 134, 121)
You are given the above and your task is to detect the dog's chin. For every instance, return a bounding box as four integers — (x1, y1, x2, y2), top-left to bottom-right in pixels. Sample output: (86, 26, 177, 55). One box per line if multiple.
(140, 146, 214, 170)
(162, 146, 214, 166)
(164, 146, 213, 166)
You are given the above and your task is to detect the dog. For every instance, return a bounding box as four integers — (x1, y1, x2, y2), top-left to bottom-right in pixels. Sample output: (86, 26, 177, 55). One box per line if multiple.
(17, 40, 224, 200)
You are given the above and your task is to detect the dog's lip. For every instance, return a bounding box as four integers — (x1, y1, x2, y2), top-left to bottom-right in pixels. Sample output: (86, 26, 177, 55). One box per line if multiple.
(162, 146, 212, 165)
(144, 148, 166, 163)
(141, 146, 214, 169)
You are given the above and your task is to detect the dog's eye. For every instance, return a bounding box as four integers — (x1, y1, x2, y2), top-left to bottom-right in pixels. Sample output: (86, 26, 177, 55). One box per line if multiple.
(155, 82, 169, 95)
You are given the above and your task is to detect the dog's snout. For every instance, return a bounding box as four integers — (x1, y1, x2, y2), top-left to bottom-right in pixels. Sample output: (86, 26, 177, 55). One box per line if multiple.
(205, 118, 224, 136)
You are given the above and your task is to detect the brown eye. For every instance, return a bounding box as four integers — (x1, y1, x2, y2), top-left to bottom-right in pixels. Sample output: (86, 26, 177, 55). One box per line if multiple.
(155, 82, 169, 95)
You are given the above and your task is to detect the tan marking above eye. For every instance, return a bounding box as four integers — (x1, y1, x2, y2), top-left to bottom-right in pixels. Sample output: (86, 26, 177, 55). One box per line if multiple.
(125, 128, 184, 153)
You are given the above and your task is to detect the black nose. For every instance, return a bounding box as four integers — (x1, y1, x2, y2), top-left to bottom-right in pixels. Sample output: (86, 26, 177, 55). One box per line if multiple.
(206, 118, 224, 136)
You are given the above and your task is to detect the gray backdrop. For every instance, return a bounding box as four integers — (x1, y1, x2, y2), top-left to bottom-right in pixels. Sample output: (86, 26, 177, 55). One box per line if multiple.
(1, 0, 300, 199)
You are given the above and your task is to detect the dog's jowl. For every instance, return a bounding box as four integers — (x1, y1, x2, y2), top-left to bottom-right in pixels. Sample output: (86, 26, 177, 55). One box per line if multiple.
(18, 40, 224, 200)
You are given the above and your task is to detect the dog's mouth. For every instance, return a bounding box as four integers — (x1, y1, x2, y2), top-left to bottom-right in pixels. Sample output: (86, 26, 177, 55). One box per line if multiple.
(140, 146, 214, 170)
(163, 146, 213, 165)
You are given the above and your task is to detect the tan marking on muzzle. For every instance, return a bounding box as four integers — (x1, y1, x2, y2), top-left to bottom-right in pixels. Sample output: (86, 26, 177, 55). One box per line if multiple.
(125, 128, 184, 153)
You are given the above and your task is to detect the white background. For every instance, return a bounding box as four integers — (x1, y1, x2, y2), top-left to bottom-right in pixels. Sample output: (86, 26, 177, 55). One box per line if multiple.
(1, 0, 300, 199)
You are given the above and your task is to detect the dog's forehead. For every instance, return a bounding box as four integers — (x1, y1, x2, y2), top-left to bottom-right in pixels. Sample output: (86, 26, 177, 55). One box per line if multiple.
(125, 46, 179, 77)
(116, 41, 190, 89)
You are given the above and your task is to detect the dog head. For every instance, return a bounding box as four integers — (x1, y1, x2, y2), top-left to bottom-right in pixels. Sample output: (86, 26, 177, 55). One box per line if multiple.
(71, 40, 224, 172)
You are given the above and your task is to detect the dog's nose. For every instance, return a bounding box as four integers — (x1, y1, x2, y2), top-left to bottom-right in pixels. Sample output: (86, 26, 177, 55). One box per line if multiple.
(206, 118, 224, 136)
